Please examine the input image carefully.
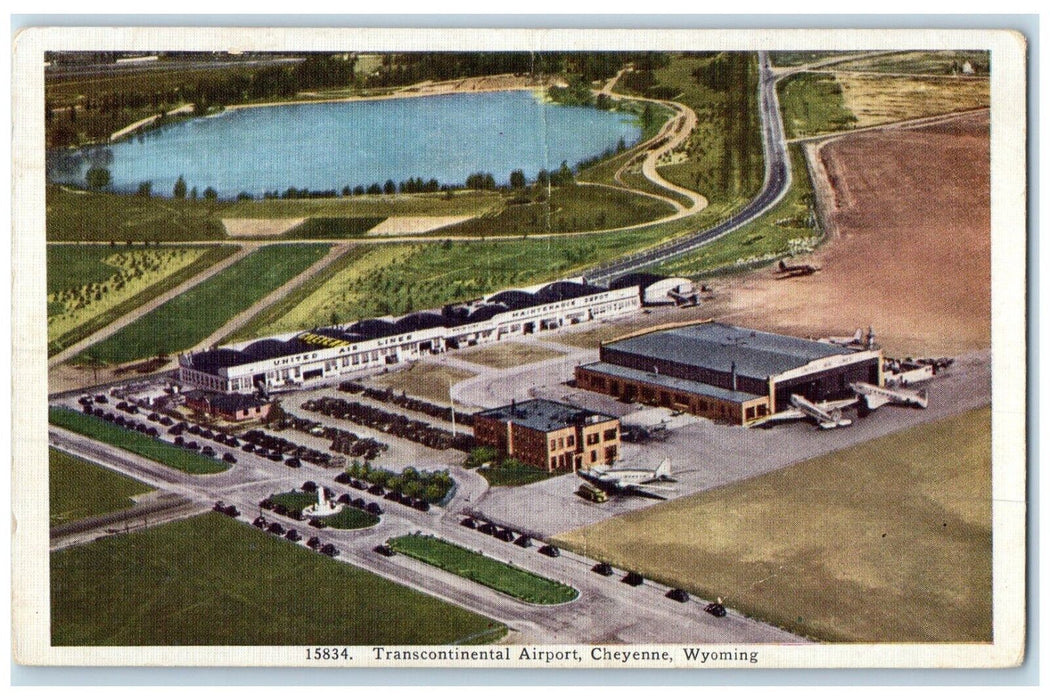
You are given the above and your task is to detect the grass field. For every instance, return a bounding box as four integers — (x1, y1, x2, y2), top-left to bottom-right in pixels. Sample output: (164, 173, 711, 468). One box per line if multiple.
(81, 244, 329, 363)
(45, 185, 500, 242)
(51, 513, 506, 645)
(647, 54, 764, 206)
(282, 217, 386, 239)
(46, 185, 229, 241)
(459, 341, 564, 369)
(778, 73, 858, 139)
(369, 363, 476, 406)
(834, 73, 990, 127)
(49, 448, 152, 527)
(477, 461, 556, 487)
(770, 51, 846, 67)
(435, 184, 674, 236)
(48, 245, 235, 356)
(835, 50, 990, 76)
(49, 407, 230, 475)
(269, 490, 379, 529)
(389, 534, 578, 605)
(553, 407, 992, 642)
(655, 144, 820, 277)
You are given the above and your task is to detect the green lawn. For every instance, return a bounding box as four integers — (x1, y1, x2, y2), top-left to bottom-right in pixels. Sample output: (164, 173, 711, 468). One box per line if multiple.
(478, 461, 557, 487)
(435, 184, 674, 236)
(656, 144, 820, 277)
(389, 534, 578, 605)
(45, 185, 500, 242)
(269, 490, 379, 530)
(49, 448, 152, 527)
(282, 217, 386, 239)
(778, 72, 858, 139)
(46, 245, 121, 294)
(81, 244, 329, 363)
(48, 244, 236, 357)
(51, 513, 506, 645)
(49, 407, 230, 475)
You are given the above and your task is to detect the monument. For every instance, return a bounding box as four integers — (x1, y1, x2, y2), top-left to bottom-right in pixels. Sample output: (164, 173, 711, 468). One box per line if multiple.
(302, 486, 341, 517)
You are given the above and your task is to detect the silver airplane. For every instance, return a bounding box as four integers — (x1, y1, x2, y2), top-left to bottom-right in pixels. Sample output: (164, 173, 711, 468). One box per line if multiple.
(850, 381, 928, 410)
(752, 394, 857, 430)
(576, 458, 677, 500)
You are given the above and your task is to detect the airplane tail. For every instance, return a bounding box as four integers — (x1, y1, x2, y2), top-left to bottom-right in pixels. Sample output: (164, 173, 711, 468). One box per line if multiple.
(654, 458, 672, 479)
(778, 260, 787, 271)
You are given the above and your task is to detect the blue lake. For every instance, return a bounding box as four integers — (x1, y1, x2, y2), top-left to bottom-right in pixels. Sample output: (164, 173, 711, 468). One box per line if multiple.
(49, 91, 641, 198)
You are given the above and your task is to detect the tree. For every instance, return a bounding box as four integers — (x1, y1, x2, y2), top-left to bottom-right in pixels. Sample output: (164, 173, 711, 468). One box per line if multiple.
(85, 166, 111, 190)
(383, 179, 397, 195)
(203, 186, 218, 200)
(509, 169, 526, 189)
(136, 181, 152, 197)
(173, 175, 187, 199)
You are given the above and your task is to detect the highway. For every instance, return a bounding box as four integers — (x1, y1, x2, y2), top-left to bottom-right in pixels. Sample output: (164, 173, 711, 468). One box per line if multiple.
(587, 51, 791, 285)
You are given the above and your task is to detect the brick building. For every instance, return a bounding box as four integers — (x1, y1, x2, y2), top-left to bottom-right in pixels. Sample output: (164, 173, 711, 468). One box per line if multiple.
(576, 322, 883, 425)
(473, 399, 621, 472)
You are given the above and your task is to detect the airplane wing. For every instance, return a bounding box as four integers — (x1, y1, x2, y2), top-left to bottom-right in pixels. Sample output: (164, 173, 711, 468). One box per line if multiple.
(748, 407, 804, 427)
(620, 484, 673, 500)
(819, 397, 859, 411)
(860, 393, 891, 410)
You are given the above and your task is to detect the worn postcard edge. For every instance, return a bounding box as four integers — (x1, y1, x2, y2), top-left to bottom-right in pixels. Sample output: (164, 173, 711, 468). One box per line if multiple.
(11, 25, 1028, 669)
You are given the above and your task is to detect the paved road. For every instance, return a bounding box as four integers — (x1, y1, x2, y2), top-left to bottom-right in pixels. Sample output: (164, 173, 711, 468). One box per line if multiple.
(587, 51, 791, 285)
(48, 404, 804, 645)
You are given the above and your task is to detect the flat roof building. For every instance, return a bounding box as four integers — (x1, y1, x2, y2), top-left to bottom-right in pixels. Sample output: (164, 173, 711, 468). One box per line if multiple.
(473, 399, 621, 472)
(575, 322, 882, 425)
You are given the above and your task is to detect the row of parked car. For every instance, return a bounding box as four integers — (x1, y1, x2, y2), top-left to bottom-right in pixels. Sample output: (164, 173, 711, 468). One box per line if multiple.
(332, 473, 433, 513)
(458, 516, 726, 617)
(340, 381, 476, 428)
(250, 515, 340, 557)
(302, 396, 474, 452)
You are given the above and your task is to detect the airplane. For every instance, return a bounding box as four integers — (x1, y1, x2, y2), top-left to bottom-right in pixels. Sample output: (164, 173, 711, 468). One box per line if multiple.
(576, 458, 677, 500)
(775, 259, 820, 278)
(850, 381, 928, 410)
(822, 326, 877, 350)
(751, 394, 857, 430)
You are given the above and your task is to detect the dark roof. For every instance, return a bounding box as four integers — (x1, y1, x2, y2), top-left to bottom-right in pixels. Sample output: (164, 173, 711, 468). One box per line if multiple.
(487, 290, 536, 310)
(464, 304, 506, 324)
(604, 323, 854, 379)
(211, 393, 270, 414)
(476, 398, 616, 433)
(188, 348, 248, 374)
(579, 362, 762, 403)
(608, 272, 666, 291)
(347, 319, 397, 339)
(393, 312, 446, 333)
(534, 280, 603, 303)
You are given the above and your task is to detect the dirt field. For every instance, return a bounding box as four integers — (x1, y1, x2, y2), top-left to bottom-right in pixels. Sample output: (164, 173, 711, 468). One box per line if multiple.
(458, 341, 565, 369)
(833, 73, 989, 127)
(366, 362, 476, 406)
(553, 406, 992, 643)
(222, 218, 306, 237)
(706, 111, 990, 357)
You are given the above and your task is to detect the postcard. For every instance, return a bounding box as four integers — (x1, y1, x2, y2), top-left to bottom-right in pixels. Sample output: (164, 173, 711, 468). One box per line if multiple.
(12, 25, 1027, 669)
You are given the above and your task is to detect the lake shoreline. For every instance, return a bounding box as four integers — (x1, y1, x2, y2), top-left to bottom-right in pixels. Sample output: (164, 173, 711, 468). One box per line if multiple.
(222, 73, 562, 112)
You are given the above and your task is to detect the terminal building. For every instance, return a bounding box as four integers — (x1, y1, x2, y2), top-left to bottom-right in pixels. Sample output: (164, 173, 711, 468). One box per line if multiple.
(575, 322, 883, 425)
(179, 277, 643, 395)
(473, 399, 621, 472)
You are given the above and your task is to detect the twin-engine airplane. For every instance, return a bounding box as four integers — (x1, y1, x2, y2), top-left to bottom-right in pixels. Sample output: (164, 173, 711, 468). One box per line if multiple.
(752, 394, 858, 430)
(576, 458, 677, 500)
(850, 381, 929, 410)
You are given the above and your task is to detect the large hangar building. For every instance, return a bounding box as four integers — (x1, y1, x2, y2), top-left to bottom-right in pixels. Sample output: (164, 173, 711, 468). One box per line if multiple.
(179, 277, 641, 395)
(575, 322, 883, 425)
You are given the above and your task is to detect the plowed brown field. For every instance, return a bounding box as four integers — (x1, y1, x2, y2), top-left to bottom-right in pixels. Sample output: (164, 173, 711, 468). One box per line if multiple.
(710, 110, 990, 356)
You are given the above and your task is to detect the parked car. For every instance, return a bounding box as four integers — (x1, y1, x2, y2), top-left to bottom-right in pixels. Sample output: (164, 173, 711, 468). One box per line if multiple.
(374, 544, 395, 557)
(538, 544, 560, 558)
(704, 602, 727, 618)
